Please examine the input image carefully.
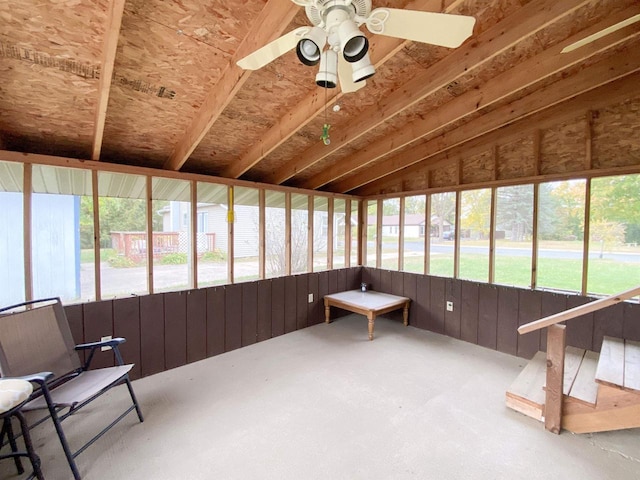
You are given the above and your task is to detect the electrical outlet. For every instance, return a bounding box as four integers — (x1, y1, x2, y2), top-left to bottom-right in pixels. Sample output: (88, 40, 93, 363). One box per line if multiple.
(446, 301, 454, 312)
(308, 293, 314, 303)
(101, 335, 112, 352)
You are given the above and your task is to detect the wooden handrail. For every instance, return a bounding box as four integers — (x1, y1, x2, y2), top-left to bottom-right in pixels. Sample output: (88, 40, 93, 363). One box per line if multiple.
(518, 285, 640, 335)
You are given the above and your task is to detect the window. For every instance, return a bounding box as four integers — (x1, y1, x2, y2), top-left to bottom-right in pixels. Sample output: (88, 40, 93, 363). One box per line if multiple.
(291, 193, 309, 275)
(98, 171, 148, 298)
(313, 196, 328, 271)
(381, 198, 400, 270)
(429, 192, 456, 277)
(537, 180, 586, 292)
(366, 200, 377, 267)
(459, 189, 491, 282)
(350, 200, 359, 266)
(265, 191, 286, 278)
(403, 195, 426, 273)
(0, 161, 25, 307)
(197, 182, 228, 287)
(233, 187, 260, 282)
(333, 198, 346, 268)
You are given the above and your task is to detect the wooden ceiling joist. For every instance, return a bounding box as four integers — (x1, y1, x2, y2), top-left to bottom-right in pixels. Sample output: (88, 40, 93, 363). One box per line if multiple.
(163, 0, 300, 172)
(340, 48, 640, 194)
(264, 0, 593, 186)
(91, 0, 126, 161)
(304, 5, 640, 190)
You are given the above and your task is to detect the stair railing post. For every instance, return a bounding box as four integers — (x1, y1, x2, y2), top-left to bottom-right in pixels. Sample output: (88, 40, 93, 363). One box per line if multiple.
(545, 324, 566, 434)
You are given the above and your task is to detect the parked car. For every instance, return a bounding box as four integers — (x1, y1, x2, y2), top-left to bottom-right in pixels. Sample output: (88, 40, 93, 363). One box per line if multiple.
(442, 230, 455, 240)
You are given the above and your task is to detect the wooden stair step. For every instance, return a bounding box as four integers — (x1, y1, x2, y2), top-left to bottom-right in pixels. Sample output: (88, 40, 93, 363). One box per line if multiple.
(596, 336, 640, 393)
(561, 346, 586, 396)
(567, 350, 599, 406)
(506, 351, 546, 420)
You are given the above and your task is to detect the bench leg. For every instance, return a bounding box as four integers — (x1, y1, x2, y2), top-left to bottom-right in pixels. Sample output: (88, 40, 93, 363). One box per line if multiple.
(403, 302, 409, 326)
(324, 302, 331, 324)
(368, 313, 375, 341)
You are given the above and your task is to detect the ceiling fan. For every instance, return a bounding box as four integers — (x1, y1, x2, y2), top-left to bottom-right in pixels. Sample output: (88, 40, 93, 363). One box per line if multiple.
(237, 0, 476, 93)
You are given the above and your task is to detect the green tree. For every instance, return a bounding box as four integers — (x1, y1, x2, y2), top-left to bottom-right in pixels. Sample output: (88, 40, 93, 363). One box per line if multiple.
(431, 192, 455, 239)
(591, 175, 640, 243)
(461, 189, 491, 239)
(496, 185, 533, 241)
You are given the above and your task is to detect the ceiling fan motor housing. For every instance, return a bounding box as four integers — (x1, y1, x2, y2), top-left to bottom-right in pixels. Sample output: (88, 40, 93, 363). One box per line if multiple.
(304, 0, 372, 28)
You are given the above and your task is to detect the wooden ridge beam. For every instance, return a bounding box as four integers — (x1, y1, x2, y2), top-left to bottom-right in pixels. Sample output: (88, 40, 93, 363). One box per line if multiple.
(336, 46, 640, 193)
(91, 0, 126, 161)
(361, 72, 640, 196)
(303, 5, 640, 190)
(264, 0, 592, 185)
(163, 0, 299, 172)
(222, 0, 444, 180)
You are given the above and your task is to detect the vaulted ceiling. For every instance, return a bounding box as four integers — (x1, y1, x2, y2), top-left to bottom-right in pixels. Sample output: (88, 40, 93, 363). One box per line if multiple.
(1, 0, 638, 195)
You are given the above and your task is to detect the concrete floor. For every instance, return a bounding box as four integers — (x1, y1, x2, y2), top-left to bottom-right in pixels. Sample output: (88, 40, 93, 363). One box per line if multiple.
(6, 314, 640, 479)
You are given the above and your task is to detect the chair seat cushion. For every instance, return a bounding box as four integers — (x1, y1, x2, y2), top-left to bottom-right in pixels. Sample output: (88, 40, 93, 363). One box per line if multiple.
(24, 364, 134, 410)
(0, 379, 34, 414)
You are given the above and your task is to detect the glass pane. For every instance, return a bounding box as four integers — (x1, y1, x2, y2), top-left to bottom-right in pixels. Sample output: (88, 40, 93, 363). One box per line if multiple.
(313, 197, 328, 272)
(537, 180, 585, 292)
(366, 201, 377, 267)
(32, 165, 94, 303)
(495, 185, 533, 287)
(588, 175, 640, 295)
(291, 194, 309, 275)
(197, 182, 228, 287)
(459, 189, 491, 282)
(429, 192, 456, 277)
(233, 187, 259, 282)
(350, 200, 359, 266)
(152, 177, 192, 292)
(333, 199, 346, 268)
(265, 191, 286, 278)
(403, 195, 426, 273)
(0, 161, 25, 306)
(381, 198, 400, 270)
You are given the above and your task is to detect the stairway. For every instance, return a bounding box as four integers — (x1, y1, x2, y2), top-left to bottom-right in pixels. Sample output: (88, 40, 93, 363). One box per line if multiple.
(506, 336, 640, 433)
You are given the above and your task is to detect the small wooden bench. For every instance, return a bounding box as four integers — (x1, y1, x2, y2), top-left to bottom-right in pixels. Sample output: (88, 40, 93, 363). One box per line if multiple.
(323, 290, 411, 341)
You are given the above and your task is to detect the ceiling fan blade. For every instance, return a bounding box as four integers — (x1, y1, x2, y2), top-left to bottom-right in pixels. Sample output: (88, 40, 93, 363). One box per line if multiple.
(561, 14, 640, 54)
(338, 56, 366, 94)
(366, 8, 475, 48)
(237, 26, 309, 70)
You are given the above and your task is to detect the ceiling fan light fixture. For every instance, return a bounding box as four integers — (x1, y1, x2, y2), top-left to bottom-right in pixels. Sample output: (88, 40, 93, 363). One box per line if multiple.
(338, 20, 369, 63)
(351, 51, 375, 83)
(316, 49, 338, 89)
(296, 26, 327, 66)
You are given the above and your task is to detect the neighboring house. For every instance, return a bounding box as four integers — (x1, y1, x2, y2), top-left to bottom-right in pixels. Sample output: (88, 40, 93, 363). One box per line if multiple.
(368, 214, 451, 238)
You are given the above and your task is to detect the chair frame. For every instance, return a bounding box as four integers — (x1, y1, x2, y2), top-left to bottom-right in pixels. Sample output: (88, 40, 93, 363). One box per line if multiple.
(0, 298, 144, 480)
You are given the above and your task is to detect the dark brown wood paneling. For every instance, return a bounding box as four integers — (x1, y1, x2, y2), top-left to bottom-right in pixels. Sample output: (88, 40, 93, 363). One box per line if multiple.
(241, 282, 258, 347)
(415, 274, 430, 330)
(391, 271, 403, 297)
(186, 289, 207, 364)
(346, 267, 359, 290)
(296, 274, 308, 330)
(328, 269, 338, 294)
(539, 293, 567, 352)
(271, 277, 285, 337)
(517, 290, 542, 359)
(592, 303, 623, 352)
(206, 287, 225, 357)
(225, 285, 242, 351)
(257, 280, 272, 342)
(307, 273, 321, 326)
(566, 296, 594, 351)
(380, 269, 392, 293)
(361, 267, 372, 287)
(336, 269, 346, 293)
(477, 284, 498, 350)
(140, 294, 165, 377)
(284, 276, 297, 333)
(83, 300, 114, 369)
(460, 281, 479, 345)
(65, 304, 85, 364)
(317, 271, 329, 324)
(497, 287, 519, 356)
(164, 292, 187, 370)
(403, 273, 418, 327)
(445, 278, 461, 339)
(623, 301, 640, 342)
(428, 276, 445, 334)
(368, 268, 381, 291)
(113, 296, 141, 380)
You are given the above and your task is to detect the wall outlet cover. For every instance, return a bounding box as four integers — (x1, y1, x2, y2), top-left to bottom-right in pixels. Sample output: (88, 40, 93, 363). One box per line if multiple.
(446, 301, 454, 312)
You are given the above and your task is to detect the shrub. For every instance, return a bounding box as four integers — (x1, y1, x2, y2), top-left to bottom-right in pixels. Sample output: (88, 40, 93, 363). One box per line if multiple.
(160, 253, 188, 265)
(200, 249, 227, 262)
(108, 255, 137, 268)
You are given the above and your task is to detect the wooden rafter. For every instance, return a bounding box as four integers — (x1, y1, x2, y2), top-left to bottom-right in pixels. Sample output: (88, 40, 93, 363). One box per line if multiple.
(163, 0, 299, 172)
(304, 5, 640, 190)
(345, 52, 640, 193)
(221, 0, 445, 180)
(354, 71, 640, 196)
(91, 0, 126, 161)
(265, 0, 593, 186)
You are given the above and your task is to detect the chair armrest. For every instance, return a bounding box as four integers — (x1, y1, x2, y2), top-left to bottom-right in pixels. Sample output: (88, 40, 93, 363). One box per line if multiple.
(75, 337, 126, 351)
(11, 372, 54, 385)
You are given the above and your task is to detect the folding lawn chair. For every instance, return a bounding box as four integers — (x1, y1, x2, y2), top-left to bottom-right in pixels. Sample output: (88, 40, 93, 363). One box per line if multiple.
(0, 297, 144, 480)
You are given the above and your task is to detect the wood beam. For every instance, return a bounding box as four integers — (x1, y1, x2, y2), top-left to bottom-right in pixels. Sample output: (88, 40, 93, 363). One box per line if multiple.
(545, 324, 566, 434)
(275, 0, 594, 187)
(164, 0, 299, 171)
(357, 72, 640, 196)
(342, 46, 640, 194)
(312, 5, 640, 191)
(224, 0, 442, 180)
(91, 0, 126, 161)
